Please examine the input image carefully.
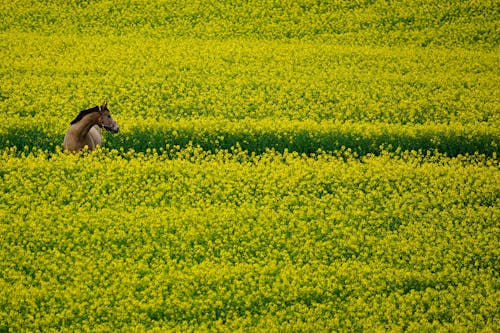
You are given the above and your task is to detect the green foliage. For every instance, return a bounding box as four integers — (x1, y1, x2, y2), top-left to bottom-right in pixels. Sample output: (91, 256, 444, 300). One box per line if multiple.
(2, 118, 498, 157)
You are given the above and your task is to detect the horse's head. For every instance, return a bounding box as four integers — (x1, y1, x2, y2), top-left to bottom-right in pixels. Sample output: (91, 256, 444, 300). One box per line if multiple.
(98, 102, 119, 133)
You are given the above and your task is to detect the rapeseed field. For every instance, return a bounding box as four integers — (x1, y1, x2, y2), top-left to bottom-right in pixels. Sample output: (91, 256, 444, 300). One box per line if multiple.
(1, 0, 498, 331)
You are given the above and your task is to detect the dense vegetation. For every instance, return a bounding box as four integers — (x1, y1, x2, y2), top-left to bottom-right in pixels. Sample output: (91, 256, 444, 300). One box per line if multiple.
(0, 0, 498, 331)
(1, 148, 498, 331)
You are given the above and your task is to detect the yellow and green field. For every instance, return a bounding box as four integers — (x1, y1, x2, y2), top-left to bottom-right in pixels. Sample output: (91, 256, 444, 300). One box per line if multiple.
(1, 0, 499, 331)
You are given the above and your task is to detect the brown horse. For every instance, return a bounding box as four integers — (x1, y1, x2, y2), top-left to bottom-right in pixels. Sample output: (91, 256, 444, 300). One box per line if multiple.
(63, 102, 119, 152)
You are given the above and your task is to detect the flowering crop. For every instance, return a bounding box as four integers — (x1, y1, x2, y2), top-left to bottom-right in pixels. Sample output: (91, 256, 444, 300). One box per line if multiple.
(0, 148, 498, 331)
(1, 0, 499, 331)
(0, 36, 498, 156)
(1, 0, 497, 47)
(1, 2, 498, 156)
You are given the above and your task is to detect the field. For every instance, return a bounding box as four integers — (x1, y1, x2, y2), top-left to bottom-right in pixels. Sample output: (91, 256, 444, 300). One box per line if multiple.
(1, 0, 499, 331)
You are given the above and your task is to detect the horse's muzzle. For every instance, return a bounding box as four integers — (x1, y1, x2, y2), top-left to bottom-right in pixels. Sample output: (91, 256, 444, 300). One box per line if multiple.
(104, 124, 119, 134)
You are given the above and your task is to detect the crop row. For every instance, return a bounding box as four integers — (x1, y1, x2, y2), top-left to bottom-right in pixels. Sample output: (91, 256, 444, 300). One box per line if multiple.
(1, 35, 498, 125)
(0, 148, 498, 331)
(1, 0, 497, 47)
(1, 117, 498, 158)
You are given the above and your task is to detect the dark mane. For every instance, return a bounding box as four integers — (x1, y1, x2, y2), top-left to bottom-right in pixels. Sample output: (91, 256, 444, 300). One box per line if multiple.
(70, 106, 100, 125)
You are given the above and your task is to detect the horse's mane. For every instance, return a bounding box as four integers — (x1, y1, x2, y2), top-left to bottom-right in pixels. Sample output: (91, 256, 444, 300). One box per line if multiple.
(70, 106, 100, 125)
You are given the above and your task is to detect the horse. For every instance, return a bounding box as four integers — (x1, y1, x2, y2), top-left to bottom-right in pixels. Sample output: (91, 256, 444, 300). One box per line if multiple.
(63, 102, 119, 152)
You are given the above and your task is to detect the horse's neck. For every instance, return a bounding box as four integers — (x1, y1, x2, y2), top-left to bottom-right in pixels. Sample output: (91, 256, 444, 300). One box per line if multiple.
(70, 112, 100, 140)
